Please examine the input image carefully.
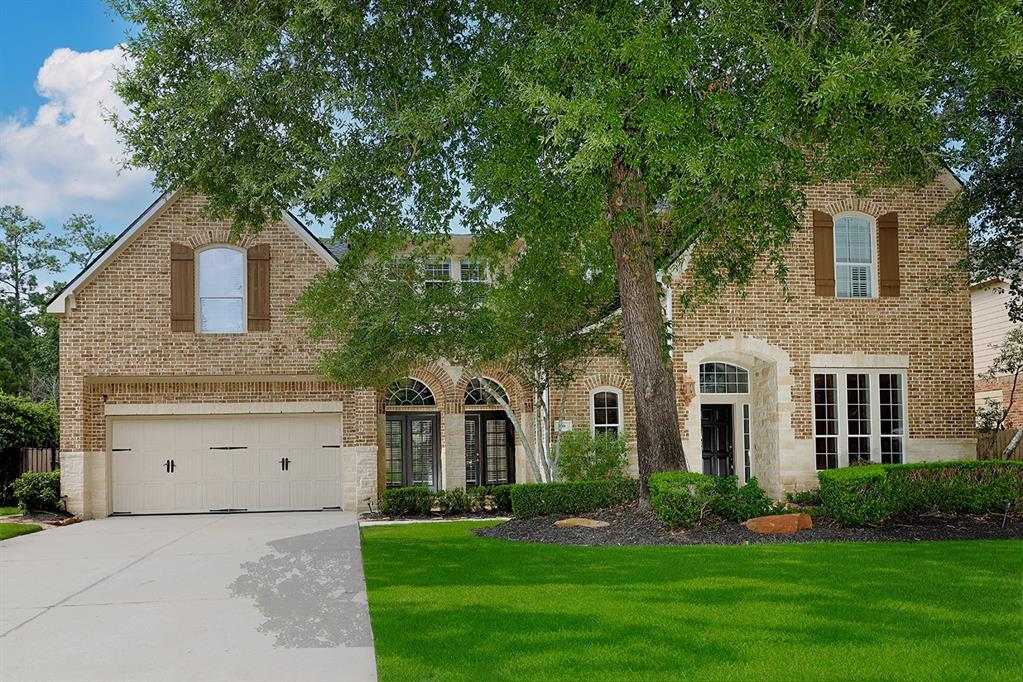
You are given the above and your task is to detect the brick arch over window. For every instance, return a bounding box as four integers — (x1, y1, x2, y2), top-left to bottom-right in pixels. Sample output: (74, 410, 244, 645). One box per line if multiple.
(183, 228, 257, 250)
(820, 197, 889, 219)
(454, 366, 530, 414)
(377, 362, 456, 413)
(579, 372, 631, 394)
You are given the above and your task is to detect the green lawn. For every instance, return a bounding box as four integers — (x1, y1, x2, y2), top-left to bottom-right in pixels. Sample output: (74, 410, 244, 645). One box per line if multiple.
(0, 506, 21, 516)
(0, 523, 41, 541)
(361, 521, 1022, 682)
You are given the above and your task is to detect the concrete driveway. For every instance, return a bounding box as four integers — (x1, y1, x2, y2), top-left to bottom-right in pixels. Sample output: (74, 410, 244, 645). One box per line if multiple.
(0, 513, 376, 682)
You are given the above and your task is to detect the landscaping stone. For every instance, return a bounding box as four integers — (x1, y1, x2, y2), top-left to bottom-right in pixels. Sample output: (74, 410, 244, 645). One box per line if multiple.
(555, 517, 610, 529)
(744, 513, 813, 534)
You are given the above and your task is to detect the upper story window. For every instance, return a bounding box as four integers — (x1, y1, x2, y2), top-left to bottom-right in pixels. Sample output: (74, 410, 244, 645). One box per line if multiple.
(386, 378, 436, 406)
(424, 260, 451, 287)
(591, 388, 622, 436)
(834, 216, 874, 299)
(699, 362, 749, 394)
(460, 260, 484, 283)
(197, 247, 245, 333)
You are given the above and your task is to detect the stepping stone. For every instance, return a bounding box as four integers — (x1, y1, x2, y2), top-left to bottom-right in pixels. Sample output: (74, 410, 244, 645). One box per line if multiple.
(555, 517, 610, 529)
(743, 513, 813, 534)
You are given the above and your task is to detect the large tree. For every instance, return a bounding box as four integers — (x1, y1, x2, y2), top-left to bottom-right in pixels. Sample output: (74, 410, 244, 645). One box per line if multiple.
(111, 0, 1019, 482)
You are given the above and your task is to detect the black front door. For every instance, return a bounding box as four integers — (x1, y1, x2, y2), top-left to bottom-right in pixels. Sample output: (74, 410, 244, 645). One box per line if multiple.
(385, 413, 441, 490)
(701, 404, 734, 478)
(464, 412, 515, 487)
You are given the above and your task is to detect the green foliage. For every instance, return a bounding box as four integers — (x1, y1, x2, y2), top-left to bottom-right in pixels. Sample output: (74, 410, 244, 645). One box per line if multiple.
(509, 479, 639, 519)
(488, 484, 514, 513)
(466, 485, 490, 512)
(437, 488, 471, 515)
(709, 476, 774, 523)
(819, 461, 1023, 526)
(648, 471, 718, 528)
(785, 489, 821, 506)
(556, 430, 629, 482)
(0, 393, 58, 449)
(12, 470, 61, 512)
(379, 487, 434, 517)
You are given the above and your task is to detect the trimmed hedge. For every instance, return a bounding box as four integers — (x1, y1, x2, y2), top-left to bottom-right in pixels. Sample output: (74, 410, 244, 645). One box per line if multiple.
(489, 484, 514, 513)
(509, 479, 639, 519)
(379, 486, 434, 516)
(12, 470, 61, 512)
(0, 393, 58, 449)
(819, 460, 1023, 526)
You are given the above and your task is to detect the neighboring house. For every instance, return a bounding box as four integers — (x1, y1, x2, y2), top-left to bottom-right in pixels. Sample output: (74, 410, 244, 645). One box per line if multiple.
(971, 278, 1022, 424)
(49, 175, 975, 519)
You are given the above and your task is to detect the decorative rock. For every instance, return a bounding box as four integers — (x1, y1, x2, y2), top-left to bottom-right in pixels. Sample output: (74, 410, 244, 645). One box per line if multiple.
(743, 513, 813, 534)
(554, 517, 610, 529)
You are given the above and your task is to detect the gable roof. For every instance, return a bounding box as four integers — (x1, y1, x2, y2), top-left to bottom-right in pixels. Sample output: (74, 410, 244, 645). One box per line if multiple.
(46, 189, 338, 316)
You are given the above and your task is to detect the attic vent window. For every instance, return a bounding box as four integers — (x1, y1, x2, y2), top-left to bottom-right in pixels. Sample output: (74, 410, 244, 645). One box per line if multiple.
(386, 378, 436, 406)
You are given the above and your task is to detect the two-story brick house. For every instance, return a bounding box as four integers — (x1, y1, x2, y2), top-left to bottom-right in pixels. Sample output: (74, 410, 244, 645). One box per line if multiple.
(48, 172, 975, 519)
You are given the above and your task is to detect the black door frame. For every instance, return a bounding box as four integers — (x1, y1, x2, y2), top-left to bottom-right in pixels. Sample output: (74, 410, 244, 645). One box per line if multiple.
(700, 403, 735, 478)
(464, 411, 515, 487)
(385, 412, 441, 491)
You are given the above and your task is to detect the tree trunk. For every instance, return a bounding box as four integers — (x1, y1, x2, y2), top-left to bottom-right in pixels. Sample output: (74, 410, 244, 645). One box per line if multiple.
(608, 157, 687, 493)
(1001, 426, 1023, 459)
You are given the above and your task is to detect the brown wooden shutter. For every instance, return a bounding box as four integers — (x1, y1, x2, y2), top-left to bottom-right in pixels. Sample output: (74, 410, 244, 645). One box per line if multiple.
(247, 244, 271, 331)
(170, 243, 194, 331)
(877, 211, 900, 297)
(812, 210, 835, 297)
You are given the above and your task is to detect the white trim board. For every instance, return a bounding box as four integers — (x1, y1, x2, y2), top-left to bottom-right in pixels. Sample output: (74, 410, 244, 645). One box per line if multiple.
(105, 401, 344, 416)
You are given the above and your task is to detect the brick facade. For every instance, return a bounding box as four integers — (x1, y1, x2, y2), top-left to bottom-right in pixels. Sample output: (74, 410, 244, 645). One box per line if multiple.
(55, 175, 975, 516)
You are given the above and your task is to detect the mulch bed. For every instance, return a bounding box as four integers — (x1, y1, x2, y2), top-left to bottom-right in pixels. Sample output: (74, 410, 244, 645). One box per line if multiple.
(0, 510, 76, 526)
(473, 503, 1023, 546)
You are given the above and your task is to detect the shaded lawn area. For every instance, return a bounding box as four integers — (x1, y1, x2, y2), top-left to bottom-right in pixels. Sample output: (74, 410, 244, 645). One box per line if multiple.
(0, 523, 41, 541)
(361, 521, 1022, 682)
(0, 507, 21, 516)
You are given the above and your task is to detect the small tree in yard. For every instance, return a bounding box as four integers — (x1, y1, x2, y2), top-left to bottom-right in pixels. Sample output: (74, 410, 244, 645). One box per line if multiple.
(112, 0, 1019, 489)
(978, 327, 1023, 458)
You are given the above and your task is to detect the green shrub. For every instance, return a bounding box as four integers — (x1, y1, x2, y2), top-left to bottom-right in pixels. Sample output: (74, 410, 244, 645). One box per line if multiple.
(509, 479, 639, 519)
(710, 476, 774, 522)
(648, 472, 717, 528)
(467, 485, 489, 512)
(489, 484, 514, 513)
(819, 460, 1023, 526)
(379, 486, 434, 516)
(556, 431, 630, 482)
(785, 489, 821, 506)
(437, 488, 470, 515)
(12, 470, 61, 512)
(0, 393, 58, 450)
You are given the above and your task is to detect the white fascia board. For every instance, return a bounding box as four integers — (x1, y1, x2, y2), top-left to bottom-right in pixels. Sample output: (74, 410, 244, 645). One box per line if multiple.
(282, 211, 338, 266)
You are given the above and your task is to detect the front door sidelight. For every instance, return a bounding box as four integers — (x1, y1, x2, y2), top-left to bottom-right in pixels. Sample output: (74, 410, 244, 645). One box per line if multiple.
(701, 404, 734, 478)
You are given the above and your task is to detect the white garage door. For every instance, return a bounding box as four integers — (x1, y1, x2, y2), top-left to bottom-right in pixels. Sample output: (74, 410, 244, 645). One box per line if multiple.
(111, 413, 343, 514)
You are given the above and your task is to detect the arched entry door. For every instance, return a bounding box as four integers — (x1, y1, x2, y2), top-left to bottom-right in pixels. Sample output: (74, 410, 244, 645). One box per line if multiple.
(384, 379, 441, 491)
(463, 378, 515, 487)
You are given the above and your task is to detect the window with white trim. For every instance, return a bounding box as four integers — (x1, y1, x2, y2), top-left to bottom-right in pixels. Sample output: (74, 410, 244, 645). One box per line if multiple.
(834, 216, 874, 298)
(699, 362, 750, 394)
(812, 369, 907, 470)
(424, 259, 451, 287)
(591, 389, 622, 436)
(197, 247, 245, 333)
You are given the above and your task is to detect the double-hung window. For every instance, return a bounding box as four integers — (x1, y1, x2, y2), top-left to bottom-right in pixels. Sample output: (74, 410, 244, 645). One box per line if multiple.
(197, 247, 245, 333)
(591, 389, 622, 436)
(424, 260, 451, 287)
(812, 369, 907, 470)
(834, 216, 874, 298)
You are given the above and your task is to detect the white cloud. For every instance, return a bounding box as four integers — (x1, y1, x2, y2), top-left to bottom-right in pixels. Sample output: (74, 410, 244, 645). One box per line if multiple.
(0, 46, 155, 220)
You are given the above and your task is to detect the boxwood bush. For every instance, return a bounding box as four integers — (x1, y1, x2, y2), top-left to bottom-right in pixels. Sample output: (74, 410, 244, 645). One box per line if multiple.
(379, 486, 434, 516)
(819, 460, 1023, 526)
(12, 470, 62, 512)
(509, 479, 639, 519)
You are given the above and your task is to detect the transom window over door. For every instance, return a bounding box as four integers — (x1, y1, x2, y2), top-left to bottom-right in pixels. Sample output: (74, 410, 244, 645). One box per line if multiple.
(591, 389, 622, 435)
(699, 362, 749, 394)
(834, 216, 874, 298)
(197, 247, 245, 333)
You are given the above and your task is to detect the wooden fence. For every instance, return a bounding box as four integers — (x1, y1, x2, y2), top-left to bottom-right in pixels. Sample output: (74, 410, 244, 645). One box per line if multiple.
(20, 447, 59, 473)
(976, 430, 1023, 461)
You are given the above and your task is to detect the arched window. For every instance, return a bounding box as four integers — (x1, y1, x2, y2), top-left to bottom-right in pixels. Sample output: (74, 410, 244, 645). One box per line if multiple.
(591, 388, 623, 436)
(834, 215, 875, 298)
(699, 362, 749, 394)
(197, 246, 246, 333)
(385, 378, 436, 406)
(464, 377, 509, 406)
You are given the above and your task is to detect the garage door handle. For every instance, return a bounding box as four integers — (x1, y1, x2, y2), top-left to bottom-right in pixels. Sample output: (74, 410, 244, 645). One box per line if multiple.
(164, 459, 176, 473)
(210, 446, 247, 450)
(280, 457, 290, 472)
